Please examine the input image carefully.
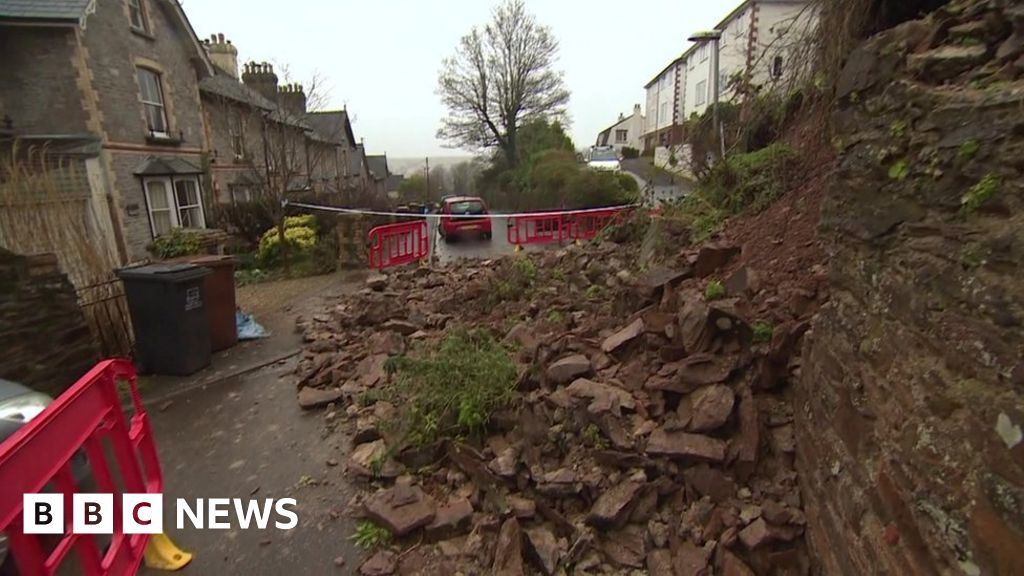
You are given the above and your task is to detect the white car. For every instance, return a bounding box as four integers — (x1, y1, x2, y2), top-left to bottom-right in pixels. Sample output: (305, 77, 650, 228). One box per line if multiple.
(588, 148, 621, 172)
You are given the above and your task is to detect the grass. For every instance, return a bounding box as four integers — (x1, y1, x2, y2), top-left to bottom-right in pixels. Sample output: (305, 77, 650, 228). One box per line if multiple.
(490, 255, 539, 304)
(379, 329, 517, 447)
(961, 173, 1000, 214)
(888, 160, 910, 181)
(582, 424, 608, 449)
(351, 521, 392, 549)
(752, 320, 773, 344)
(958, 139, 980, 161)
(546, 309, 564, 323)
(704, 280, 726, 301)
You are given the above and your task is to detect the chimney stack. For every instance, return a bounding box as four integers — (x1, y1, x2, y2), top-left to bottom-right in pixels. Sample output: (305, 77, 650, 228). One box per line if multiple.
(205, 32, 239, 79)
(634, 103, 641, 116)
(279, 83, 307, 116)
(241, 61, 279, 103)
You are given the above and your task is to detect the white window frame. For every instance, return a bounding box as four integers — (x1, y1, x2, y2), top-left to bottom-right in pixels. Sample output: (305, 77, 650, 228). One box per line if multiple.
(699, 44, 708, 63)
(127, 0, 147, 32)
(143, 176, 206, 238)
(695, 80, 708, 106)
(137, 68, 168, 137)
(615, 129, 628, 144)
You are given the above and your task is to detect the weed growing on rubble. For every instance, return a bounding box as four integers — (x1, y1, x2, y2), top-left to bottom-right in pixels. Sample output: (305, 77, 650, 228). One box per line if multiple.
(381, 330, 516, 446)
(752, 320, 774, 344)
(888, 159, 911, 181)
(351, 521, 392, 549)
(491, 256, 539, 305)
(958, 139, 980, 161)
(961, 173, 1000, 214)
(582, 424, 609, 449)
(585, 284, 605, 300)
(546, 309, 564, 323)
(704, 280, 726, 301)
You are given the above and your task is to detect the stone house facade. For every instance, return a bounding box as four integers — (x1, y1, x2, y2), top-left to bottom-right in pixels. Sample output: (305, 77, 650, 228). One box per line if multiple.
(0, 0, 216, 263)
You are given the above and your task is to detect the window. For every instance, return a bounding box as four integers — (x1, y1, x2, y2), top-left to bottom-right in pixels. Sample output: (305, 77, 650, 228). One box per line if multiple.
(137, 68, 167, 135)
(229, 184, 253, 203)
(174, 179, 204, 228)
(229, 113, 246, 160)
(695, 80, 707, 106)
(699, 44, 709, 62)
(720, 72, 730, 91)
(127, 0, 147, 31)
(659, 102, 669, 124)
(143, 176, 206, 237)
(615, 129, 628, 143)
(771, 56, 784, 79)
(688, 55, 695, 70)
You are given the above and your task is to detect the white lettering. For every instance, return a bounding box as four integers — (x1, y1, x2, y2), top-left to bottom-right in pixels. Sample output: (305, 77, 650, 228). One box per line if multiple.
(207, 498, 231, 529)
(274, 498, 298, 530)
(233, 498, 273, 529)
(176, 498, 203, 529)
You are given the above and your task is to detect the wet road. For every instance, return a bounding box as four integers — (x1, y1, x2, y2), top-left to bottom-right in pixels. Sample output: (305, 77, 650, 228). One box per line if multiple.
(428, 215, 548, 265)
(143, 357, 360, 574)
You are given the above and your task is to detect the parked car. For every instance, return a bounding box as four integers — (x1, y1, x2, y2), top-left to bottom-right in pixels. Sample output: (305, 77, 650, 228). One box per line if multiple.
(439, 196, 492, 242)
(588, 147, 621, 172)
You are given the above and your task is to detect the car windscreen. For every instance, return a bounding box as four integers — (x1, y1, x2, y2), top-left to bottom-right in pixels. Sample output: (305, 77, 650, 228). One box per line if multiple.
(590, 150, 618, 161)
(448, 201, 485, 215)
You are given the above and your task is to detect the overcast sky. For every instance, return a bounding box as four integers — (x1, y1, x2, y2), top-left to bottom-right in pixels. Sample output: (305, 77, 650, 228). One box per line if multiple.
(182, 0, 729, 158)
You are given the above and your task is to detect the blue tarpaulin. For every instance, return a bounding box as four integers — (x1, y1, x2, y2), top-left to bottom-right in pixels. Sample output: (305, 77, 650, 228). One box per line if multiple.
(236, 310, 267, 340)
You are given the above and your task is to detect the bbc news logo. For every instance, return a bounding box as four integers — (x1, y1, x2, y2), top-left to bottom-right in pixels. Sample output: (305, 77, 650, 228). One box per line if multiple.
(24, 495, 298, 534)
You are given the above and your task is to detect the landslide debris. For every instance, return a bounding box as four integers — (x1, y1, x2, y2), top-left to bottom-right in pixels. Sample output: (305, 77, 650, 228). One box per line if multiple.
(295, 227, 826, 575)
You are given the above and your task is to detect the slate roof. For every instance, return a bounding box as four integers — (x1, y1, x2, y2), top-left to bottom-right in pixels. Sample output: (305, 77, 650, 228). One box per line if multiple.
(306, 111, 355, 147)
(366, 155, 389, 181)
(0, 0, 93, 23)
(199, 75, 275, 111)
(350, 144, 368, 176)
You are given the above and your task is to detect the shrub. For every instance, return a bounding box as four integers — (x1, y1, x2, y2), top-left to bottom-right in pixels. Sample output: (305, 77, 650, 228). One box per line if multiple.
(567, 169, 638, 208)
(351, 521, 391, 549)
(381, 330, 517, 447)
(151, 228, 202, 259)
(257, 222, 316, 266)
(621, 146, 640, 159)
(752, 320, 773, 343)
(961, 173, 1000, 214)
(704, 280, 726, 301)
(701, 143, 798, 214)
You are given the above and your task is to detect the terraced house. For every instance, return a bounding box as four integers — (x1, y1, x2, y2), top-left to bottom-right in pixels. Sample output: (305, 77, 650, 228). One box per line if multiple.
(0, 0, 380, 269)
(0, 0, 216, 263)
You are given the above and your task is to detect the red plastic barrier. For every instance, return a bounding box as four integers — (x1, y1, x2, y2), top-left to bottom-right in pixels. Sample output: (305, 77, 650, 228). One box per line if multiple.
(507, 207, 630, 246)
(0, 359, 161, 576)
(367, 220, 429, 269)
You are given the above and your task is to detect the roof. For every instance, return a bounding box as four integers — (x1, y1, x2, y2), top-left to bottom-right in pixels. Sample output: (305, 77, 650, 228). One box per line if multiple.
(307, 111, 355, 147)
(385, 174, 404, 192)
(0, 0, 94, 25)
(645, 55, 686, 88)
(443, 196, 483, 204)
(366, 155, 389, 181)
(199, 74, 275, 110)
(133, 155, 203, 176)
(350, 144, 368, 176)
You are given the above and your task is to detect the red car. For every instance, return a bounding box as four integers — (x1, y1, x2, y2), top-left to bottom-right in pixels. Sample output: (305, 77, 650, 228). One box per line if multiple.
(439, 196, 492, 242)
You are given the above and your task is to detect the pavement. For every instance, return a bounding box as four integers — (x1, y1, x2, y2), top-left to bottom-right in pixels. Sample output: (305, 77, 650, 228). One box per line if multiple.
(136, 273, 365, 574)
(621, 157, 695, 207)
(142, 356, 361, 574)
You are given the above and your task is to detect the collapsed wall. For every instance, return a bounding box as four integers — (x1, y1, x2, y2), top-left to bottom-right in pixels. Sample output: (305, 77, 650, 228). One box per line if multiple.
(798, 1, 1024, 574)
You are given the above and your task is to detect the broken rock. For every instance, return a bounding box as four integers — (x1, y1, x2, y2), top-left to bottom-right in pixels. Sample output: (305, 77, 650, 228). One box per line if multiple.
(587, 480, 645, 529)
(565, 378, 636, 415)
(646, 428, 727, 463)
(524, 525, 561, 576)
(359, 550, 397, 576)
(348, 439, 403, 479)
(546, 354, 592, 384)
(695, 243, 740, 278)
(363, 483, 437, 536)
(601, 318, 645, 353)
(297, 387, 343, 409)
(426, 497, 473, 540)
(675, 541, 713, 576)
(492, 517, 525, 576)
(688, 385, 736, 432)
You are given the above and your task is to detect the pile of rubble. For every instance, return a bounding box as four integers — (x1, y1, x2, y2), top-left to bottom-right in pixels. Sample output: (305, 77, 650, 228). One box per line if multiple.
(295, 236, 825, 575)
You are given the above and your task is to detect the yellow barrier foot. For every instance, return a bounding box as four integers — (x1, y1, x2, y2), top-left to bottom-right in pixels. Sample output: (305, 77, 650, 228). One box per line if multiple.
(144, 533, 193, 571)
(514, 245, 522, 253)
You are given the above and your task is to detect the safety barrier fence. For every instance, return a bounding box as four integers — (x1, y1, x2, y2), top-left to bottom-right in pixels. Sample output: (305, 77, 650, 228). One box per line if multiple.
(0, 359, 161, 575)
(367, 220, 430, 270)
(507, 206, 630, 246)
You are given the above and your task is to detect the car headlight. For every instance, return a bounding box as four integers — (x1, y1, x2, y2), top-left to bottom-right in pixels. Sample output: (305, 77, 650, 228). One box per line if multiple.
(0, 392, 51, 425)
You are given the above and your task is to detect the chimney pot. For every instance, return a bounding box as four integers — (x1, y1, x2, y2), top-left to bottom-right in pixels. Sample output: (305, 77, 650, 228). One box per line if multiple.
(218, 33, 225, 43)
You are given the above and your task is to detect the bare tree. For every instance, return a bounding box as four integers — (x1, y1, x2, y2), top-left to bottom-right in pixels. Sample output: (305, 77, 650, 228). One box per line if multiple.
(436, 0, 570, 168)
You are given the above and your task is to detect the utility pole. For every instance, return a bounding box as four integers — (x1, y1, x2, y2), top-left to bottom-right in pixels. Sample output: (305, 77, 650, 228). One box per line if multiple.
(424, 157, 430, 204)
(689, 30, 725, 160)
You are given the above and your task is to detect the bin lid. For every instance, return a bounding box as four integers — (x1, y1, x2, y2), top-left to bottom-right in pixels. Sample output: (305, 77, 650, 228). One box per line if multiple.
(117, 263, 210, 283)
(167, 254, 238, 269)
